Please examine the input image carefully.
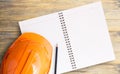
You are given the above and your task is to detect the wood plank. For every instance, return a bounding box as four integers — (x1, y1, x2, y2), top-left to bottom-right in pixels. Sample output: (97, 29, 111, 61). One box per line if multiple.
(0, 21, 19, 31)
(107, 20, 120, 31)
(0, 0, 120, 21)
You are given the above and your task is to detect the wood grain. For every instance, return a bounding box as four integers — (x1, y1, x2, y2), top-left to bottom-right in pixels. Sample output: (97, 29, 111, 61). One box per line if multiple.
(0, 0, 120, 74)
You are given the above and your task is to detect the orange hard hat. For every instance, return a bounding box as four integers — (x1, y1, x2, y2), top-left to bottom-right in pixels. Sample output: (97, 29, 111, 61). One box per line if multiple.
(0, 33, 52, 74)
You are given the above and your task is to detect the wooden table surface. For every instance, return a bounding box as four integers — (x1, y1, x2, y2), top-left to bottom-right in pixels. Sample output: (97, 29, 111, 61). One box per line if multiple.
(0, 0, 120, 74)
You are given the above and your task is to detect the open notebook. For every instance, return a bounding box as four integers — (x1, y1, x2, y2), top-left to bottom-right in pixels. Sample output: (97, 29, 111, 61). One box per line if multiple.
(19, 2, 115, 74)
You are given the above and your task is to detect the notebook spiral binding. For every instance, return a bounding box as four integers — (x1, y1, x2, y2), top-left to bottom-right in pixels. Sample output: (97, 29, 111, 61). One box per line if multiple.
(58, 12, 77, 69)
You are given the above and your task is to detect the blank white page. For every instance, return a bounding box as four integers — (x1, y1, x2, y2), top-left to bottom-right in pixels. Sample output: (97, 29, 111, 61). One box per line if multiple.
(59, 2, 115, 73)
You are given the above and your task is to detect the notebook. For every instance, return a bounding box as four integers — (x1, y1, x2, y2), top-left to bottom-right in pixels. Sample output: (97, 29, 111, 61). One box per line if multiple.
(19, 2, 115, 74)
